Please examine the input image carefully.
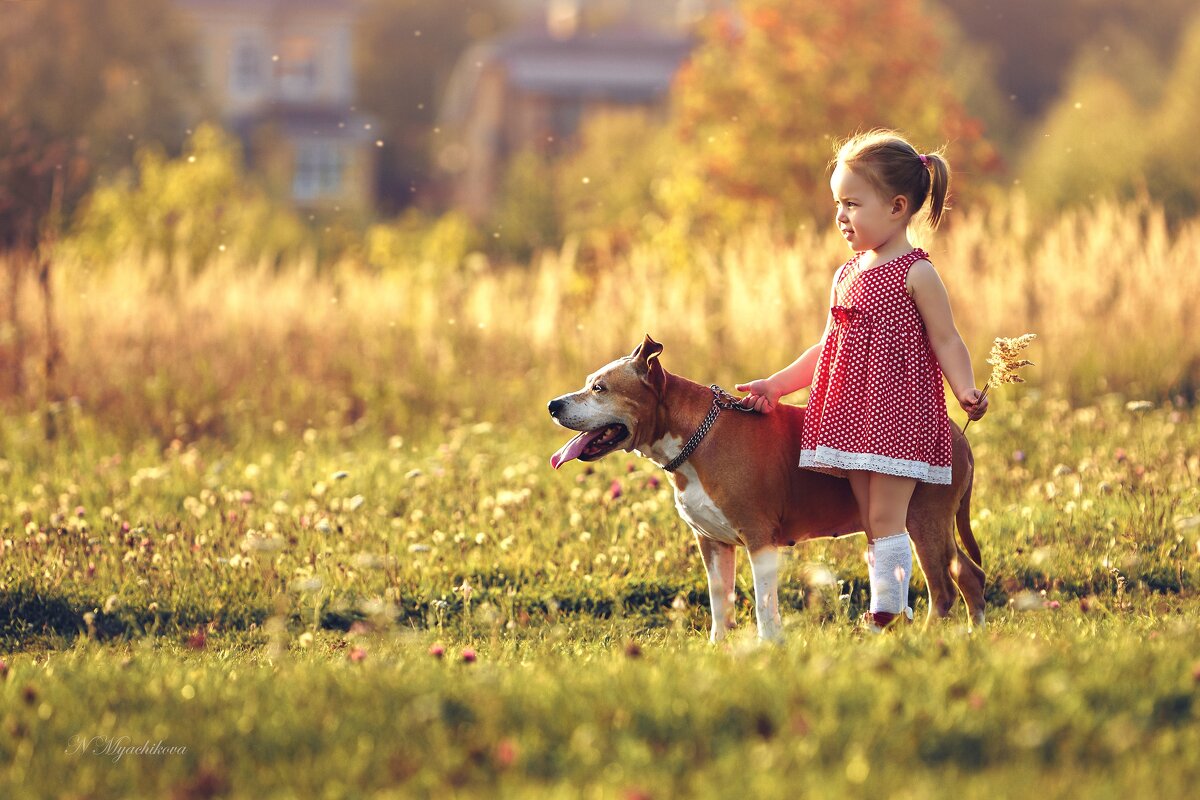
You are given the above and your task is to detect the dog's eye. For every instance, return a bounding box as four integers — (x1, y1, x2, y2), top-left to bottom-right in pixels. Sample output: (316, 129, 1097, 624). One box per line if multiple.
(592, 383, 605, 392)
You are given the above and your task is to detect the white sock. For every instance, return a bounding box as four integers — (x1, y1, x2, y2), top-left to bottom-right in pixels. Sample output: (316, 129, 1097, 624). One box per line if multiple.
(868, 533, 912, 614)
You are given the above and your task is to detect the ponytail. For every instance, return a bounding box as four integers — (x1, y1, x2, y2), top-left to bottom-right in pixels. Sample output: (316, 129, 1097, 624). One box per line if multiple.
(922, 151, 950, 230)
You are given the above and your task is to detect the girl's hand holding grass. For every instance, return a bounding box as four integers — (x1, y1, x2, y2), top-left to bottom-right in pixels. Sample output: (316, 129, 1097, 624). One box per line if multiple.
(963, 333, 1037, 432)
(959, 387, 989, 421)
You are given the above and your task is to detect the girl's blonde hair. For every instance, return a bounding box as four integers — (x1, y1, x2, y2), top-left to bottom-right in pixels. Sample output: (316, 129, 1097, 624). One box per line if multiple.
(834, 130, 951, 229)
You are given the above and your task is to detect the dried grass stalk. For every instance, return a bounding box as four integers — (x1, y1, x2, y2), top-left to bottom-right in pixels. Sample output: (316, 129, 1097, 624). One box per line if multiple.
(964, 333, 1037, 432)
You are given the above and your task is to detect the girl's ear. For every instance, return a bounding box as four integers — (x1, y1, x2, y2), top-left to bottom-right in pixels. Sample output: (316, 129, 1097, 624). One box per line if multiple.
(891, 195, 909, 216)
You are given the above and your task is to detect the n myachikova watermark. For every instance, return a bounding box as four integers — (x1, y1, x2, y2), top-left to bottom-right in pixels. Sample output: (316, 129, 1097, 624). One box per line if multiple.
(66, 735, 188, 763)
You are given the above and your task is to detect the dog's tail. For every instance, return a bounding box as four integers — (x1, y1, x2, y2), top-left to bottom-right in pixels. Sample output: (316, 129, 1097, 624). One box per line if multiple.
(955, 469, 982, 567)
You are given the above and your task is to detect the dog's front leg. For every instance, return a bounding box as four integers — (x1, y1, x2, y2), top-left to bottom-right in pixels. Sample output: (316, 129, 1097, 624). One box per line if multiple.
(748, 546, 782, 641)
(694, 533, 736, 642)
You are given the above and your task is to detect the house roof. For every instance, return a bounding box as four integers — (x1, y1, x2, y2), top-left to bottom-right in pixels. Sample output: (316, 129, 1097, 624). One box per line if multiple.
(177, 0, 359, 11)
(441, 25, 694, 124)
(490, 26, 693, 98)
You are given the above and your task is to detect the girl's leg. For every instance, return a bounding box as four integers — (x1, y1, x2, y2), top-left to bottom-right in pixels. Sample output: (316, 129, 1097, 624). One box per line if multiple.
(864, 473, 918, 623)
(847, 470, 873, 540)
(865, 472, 917, 537)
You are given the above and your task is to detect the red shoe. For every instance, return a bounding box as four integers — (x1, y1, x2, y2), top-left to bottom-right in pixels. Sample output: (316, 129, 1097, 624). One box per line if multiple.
(860, 607, 913, 633)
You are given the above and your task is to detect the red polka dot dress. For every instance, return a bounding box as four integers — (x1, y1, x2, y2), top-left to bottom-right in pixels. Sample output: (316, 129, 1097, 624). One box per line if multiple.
(799, 248, 953, 484)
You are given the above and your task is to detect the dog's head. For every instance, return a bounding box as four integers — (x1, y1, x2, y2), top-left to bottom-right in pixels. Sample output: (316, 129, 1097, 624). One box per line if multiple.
(547, 334, 666, 469)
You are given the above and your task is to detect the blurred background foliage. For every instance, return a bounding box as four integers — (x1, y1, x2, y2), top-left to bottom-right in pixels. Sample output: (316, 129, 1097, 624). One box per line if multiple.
(656, 0, 1000, 234)
(470, 0, 1200, 262)
(68, 125, 310, 277)
(2, 0, 1200, 425)
(2, 0, 1198, 259)
(0, 0, 204, 249)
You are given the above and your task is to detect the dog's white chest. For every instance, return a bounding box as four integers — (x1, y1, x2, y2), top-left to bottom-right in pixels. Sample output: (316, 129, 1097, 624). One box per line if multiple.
(673, 465, 743, 546)
(639, 433, 743, 546)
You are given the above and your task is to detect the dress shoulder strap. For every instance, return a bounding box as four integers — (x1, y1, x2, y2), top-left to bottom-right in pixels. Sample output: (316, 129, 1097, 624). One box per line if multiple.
(887, 248, 932, 305)
(894, 247, 931, 280)
(833, 253, 863, 287)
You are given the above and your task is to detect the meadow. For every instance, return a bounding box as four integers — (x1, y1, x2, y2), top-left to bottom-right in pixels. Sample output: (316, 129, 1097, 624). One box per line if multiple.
(2, 195, 1199, 797)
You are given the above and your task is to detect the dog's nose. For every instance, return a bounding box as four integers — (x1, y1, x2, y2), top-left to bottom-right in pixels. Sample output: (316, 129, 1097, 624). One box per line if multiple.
(548, 398, 565, 417)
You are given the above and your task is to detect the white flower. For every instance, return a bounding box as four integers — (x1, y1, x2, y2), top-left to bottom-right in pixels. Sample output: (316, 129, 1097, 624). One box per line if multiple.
(244, 533, 285, 552)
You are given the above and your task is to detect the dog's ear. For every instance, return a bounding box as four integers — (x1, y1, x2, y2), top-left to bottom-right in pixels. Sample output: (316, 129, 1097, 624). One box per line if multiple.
(629, 334, 664, 364)
(630, 334, 665, 395)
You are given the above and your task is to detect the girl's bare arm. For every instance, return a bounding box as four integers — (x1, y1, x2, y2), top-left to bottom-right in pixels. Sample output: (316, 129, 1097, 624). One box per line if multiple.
(908, 260, 988, 419)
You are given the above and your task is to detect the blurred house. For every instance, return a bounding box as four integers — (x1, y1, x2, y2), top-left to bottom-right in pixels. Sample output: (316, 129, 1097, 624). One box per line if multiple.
(439, 1, 706, 220)
(177, 0, 375, 210)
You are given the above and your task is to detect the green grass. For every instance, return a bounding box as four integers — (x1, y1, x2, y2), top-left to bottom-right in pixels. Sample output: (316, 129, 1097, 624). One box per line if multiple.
(3, 608, 1200, 799)
(2, 393, 1199, 797)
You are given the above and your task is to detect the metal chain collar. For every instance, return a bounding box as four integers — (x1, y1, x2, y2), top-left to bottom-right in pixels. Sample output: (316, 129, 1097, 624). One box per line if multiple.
(662, 385, 755, 473)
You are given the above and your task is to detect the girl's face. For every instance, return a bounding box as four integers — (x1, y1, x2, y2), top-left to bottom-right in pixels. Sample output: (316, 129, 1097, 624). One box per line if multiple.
(830, 163, 905, 253)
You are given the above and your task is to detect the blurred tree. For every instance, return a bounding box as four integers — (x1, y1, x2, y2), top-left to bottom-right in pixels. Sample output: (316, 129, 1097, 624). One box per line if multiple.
(356, 0, 507, 214)
(69, 125, 308, 277)
(490, 151, 561, 261)
(931, 12, 1023, 159)
(658, 0, 1002, 233)
(0, 0, 202, 399)
(555, 111, 675, 253)
(0, 0, 204, 251)
(939, 0, 1197, 120)
(1147, 14, 1200, 218)
(1016, 70, 1145, 215)
(1016, 12, 1200, 218)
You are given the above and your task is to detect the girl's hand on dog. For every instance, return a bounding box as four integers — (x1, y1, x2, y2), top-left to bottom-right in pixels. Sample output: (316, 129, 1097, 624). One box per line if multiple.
(735, 379, 781, 414)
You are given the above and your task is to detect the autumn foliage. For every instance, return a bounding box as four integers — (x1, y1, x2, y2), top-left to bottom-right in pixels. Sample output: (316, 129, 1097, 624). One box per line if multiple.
(662, 0, 1002, 230)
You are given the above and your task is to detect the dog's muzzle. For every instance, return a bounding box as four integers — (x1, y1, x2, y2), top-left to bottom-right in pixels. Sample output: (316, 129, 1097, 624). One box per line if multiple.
(546, 395, 630, 469)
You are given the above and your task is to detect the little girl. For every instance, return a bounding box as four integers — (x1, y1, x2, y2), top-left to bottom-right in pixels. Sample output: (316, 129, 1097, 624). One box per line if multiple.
(736, 130, 988, 631)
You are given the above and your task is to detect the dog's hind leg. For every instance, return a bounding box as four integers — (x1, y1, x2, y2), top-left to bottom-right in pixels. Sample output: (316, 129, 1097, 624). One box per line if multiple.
(950, 545, 987, 629)
(911, 519, 987, 629)
(955, 474, 983, 567)
(908, 519, 959, 623)
(694, 533, 737, 642)
(748, 545, 783, 641)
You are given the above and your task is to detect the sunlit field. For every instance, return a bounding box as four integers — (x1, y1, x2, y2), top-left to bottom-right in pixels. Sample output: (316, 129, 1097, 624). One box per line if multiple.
(5, 196, 1198, 445)
(2, 196, 1200, 797)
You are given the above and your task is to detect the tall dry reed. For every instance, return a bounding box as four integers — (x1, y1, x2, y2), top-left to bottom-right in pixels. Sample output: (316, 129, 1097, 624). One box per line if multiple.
(2, 193, 1195, 444)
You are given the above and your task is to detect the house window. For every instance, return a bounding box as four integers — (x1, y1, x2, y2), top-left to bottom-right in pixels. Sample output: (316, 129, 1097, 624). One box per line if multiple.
(293, 142, 345, 201)
(232, 37, 264, 93)
(278, 36, 320, 100)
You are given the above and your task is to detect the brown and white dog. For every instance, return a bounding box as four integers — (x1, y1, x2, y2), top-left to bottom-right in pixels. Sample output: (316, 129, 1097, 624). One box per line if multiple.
(548, 335, 986, 641)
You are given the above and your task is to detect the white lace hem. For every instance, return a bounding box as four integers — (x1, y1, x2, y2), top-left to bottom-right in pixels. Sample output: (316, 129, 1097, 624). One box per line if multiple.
(800, 446, 951, 485)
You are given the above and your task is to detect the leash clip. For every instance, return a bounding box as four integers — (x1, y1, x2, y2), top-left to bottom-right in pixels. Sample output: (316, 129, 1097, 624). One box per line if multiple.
(711, 384, 756, 413)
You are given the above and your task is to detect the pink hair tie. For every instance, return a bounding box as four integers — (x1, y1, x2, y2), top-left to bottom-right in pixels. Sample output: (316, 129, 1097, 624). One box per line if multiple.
(918, 153, 929, 166)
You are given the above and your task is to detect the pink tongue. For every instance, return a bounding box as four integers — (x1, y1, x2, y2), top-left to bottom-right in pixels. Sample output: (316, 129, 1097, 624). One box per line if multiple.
(550, 430, 603, 469)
